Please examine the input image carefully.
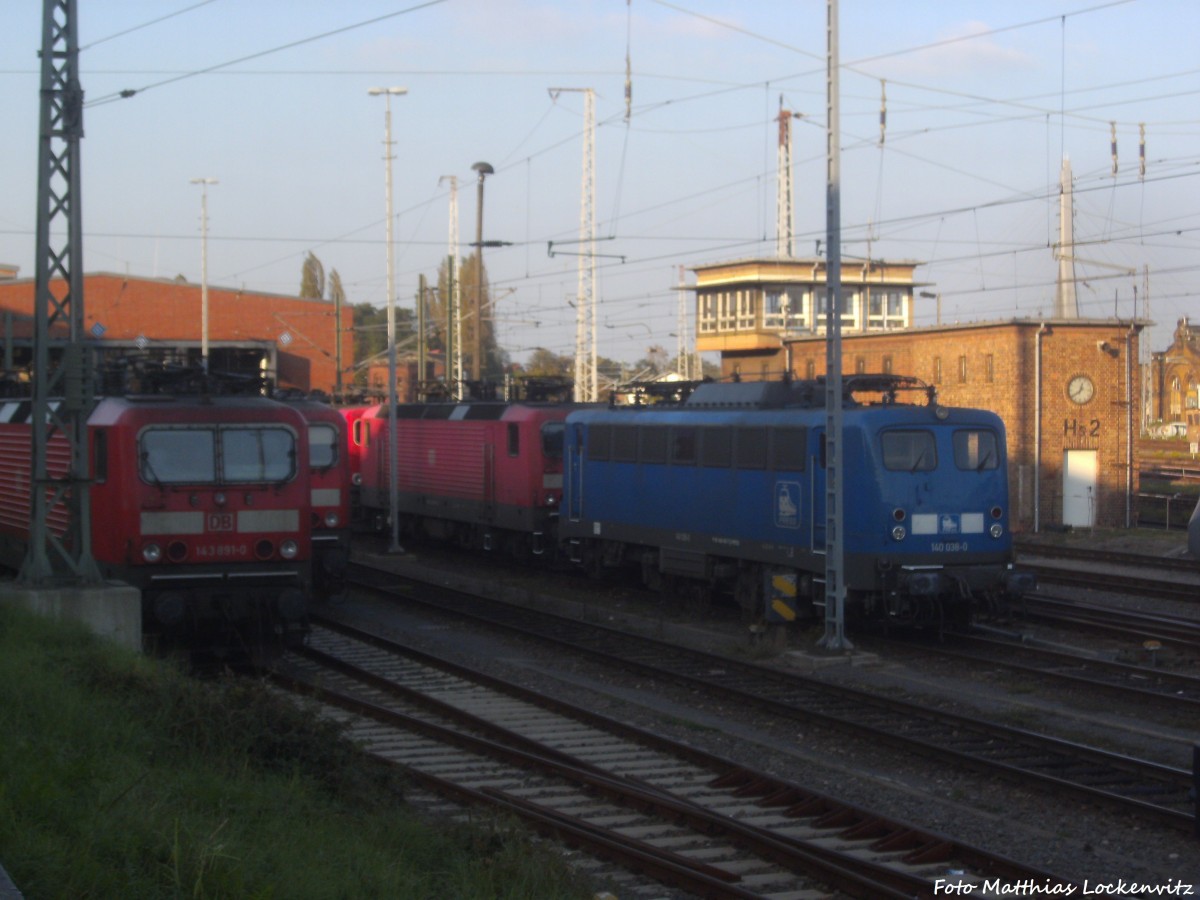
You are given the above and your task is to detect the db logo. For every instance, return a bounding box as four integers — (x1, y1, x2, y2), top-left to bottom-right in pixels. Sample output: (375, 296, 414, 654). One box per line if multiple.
(207, 513, 235, 532)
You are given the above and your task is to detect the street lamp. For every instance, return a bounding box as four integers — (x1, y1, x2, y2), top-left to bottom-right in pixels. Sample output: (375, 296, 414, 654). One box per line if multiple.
(470, 161, 493, 385)
(919, 290, 941, 326)
(189, 177, 217, 373)
(368, 86, 407, 554)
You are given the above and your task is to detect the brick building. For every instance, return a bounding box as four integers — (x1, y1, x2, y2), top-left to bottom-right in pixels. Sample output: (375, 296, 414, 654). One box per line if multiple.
(1151, 318, 1199, 424)
(0, 272, 351, 396)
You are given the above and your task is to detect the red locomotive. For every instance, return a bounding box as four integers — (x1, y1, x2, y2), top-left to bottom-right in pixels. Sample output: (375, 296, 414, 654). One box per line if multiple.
(287, 399, 351, 602)
(356, 400, 576, 559)
(0, 394, 313, 649)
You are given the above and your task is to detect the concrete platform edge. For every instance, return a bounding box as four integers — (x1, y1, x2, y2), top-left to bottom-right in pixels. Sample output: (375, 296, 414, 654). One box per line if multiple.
(0, 581, 142, 652)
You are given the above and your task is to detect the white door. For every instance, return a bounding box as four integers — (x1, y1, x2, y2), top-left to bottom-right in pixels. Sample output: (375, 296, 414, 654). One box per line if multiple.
(1063, 450, 1097, 527)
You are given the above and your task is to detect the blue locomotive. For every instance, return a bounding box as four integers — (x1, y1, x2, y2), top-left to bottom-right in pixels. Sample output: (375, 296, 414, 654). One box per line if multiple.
(558, 376, 1031, 629)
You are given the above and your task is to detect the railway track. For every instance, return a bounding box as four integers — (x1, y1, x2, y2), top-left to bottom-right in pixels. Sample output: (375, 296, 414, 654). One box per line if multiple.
(269, 618, 1075, 899)
(347, 560, 1199, 835)
(1015, 539, 1200, 575)
(1014, 540, 1200, 602)
(1022, 593, 1200, 649)
(880, 629, 1200, 714)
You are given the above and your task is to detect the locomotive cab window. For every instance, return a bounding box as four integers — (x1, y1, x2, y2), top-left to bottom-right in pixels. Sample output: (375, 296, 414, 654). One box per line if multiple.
(953, 429, 998, 471)
(222, 427, 296, 483)
(586, 424, 612, 461)
(93, 429, 108, 484)
(541, 422, 564, 459)
(140, 428, 217, 483)
(308, 424, 338, 470)
(507, 423, 520, 457)
(881, 430, 937, 472)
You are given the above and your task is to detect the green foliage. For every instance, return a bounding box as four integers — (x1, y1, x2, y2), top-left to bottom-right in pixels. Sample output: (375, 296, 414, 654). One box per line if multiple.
(0, 604, 592, 899)
(299, 252, 325, 299)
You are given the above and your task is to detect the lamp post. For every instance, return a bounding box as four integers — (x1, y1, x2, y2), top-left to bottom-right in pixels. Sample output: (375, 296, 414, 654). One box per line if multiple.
(919, 290, 941, 326)
(368, 86, 407, 553)
(470, 161, 493, 385)
(190, 177, 217, 373)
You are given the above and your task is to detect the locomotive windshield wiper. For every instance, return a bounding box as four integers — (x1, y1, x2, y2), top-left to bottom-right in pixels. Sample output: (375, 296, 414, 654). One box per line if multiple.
(140, 451, 165, 490)
(910, 446, 930, 473)
(977, 449, 995, 472)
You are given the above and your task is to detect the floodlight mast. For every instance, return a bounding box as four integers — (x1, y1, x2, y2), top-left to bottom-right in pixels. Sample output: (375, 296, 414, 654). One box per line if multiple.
(368, 86, 407, 554)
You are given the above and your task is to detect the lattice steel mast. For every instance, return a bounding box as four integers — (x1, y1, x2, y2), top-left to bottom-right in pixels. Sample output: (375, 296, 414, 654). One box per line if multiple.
(551, 87, 597, 403)
(439, 175, 462, 397)
(21, 0, 100, 586)
(819, 0, 850, 651)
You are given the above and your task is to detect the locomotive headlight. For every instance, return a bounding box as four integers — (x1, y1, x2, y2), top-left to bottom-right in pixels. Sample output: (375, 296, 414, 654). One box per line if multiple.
(142, 543, 163, 563)
(546, 493, 558, 506)
(989, 523, 1004, 539)
(323, 512, 340, 528)
(214, 492, 227, 507)
(280, 540, 299, 560)
(891, 525, 906, 542)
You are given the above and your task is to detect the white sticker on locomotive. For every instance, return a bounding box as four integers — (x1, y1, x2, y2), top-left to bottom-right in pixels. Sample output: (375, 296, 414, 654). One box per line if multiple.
(236, 509, 300, 533)
(775, 481, 800, 529)
(911, 514, 937, 535)
(913, 513, 983, 536)
(961, 512, 984, 533)
(140, 511, 205, 535)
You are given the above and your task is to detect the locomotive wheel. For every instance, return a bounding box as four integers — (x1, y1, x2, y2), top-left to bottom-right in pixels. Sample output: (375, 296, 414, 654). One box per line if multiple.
(640, 552, 664, 591)
(734, 568, 764, 619)
(582, 541, 605, 580)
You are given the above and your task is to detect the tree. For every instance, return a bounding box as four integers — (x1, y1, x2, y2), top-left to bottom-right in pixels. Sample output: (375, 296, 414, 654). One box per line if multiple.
(300, 252, 325, 299)
(350, 302, 417, 385)
(524, 347, 573, 378)
(425, 252, 503, 384)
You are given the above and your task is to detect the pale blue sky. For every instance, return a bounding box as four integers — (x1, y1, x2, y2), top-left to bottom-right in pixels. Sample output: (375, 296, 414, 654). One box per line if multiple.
(2, 0, 1197, 363)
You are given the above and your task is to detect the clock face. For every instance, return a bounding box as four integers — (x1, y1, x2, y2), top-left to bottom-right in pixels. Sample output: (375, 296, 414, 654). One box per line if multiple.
(1067, 374, 1094, 405)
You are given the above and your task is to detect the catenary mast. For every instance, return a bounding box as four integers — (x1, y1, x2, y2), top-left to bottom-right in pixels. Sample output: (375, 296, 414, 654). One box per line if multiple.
(22, 0, 101, 586)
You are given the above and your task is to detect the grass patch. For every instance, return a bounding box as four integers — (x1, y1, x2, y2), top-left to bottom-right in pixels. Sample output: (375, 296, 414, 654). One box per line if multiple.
(0, 603, 593, 899)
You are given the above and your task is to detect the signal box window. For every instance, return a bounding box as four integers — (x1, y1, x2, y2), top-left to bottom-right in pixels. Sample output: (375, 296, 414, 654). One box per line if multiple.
(881, 430, 937, 472)
(953, 429, 998, 470)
